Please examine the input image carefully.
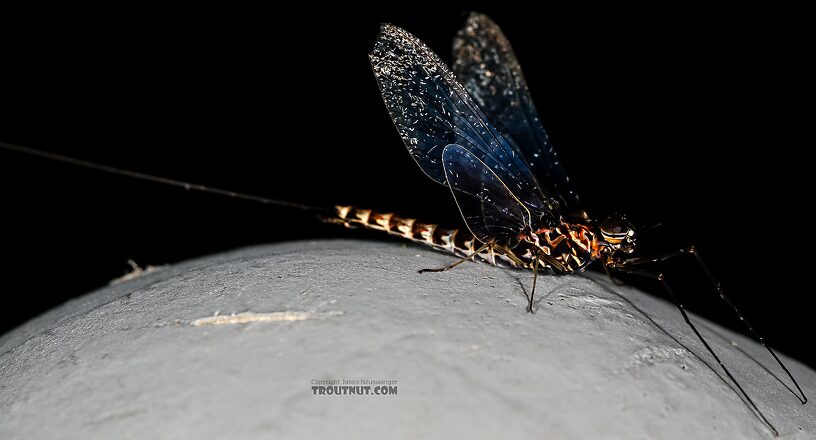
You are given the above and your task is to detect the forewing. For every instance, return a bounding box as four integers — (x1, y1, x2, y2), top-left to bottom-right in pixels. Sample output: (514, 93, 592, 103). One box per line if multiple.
(370, 24, 557, 219)
(442, 144, 532, 242)
(453, 13, 580, 209)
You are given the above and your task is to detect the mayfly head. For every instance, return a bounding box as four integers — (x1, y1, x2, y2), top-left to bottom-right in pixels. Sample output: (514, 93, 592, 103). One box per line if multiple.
(598, 213, 637, 255)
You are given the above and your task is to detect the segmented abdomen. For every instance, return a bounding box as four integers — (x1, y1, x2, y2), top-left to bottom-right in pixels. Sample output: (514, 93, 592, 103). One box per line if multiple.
(331, 205, 524, 268)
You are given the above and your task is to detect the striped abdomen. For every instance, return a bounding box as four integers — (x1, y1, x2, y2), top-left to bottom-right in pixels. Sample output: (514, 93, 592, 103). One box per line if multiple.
(330, 205, 526, 268)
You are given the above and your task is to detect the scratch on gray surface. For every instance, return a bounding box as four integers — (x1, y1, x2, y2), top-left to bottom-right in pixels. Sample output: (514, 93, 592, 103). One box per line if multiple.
(190, 311, 343, 327)
(81, 408, 146, 427)
(626, 346, 689, 369)
(109, 259, 164, 285)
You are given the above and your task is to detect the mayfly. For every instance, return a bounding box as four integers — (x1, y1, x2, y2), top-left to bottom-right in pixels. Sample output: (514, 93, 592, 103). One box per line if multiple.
(0, 13, 806, 436)
(363, 15, 807, 436)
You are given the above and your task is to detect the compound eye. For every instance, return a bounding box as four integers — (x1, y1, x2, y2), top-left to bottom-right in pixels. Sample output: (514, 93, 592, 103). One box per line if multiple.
(605, 224, 624, 234)
(599, 216, 633, 244)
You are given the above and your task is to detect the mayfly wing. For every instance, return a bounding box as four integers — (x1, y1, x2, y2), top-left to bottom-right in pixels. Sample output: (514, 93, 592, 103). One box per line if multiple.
(453, 13, 581, 210)
(370, 24, 559, 228)
(442, 143, 532, 242)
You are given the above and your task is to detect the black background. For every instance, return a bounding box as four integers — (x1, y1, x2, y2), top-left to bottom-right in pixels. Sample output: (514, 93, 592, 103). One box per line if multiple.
(1, 4, 812, 372)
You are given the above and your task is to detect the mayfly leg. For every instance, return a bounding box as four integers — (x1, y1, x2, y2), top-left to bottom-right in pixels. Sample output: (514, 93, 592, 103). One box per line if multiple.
(602, 263, 625, 286)
(620, 246, 807, 405)
(417, 241, 492, 273)
(528, 254, 540, 313)
(612, 265, 779, 437)
(527, 252, 566, 314)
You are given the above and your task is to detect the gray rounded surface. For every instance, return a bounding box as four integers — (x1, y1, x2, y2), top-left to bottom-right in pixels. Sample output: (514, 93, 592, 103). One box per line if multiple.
(1, 240, 814, 439)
